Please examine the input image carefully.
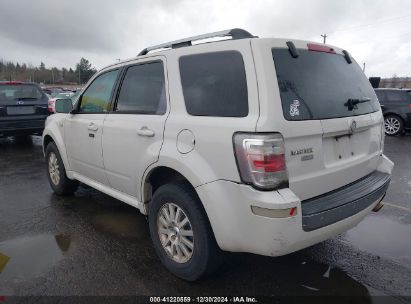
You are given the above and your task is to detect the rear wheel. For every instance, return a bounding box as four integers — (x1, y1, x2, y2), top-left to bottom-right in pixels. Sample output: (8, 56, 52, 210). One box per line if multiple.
(384, 115, 404, 136)
(46, 142, 79, 195)
(148, 182, 222, 281)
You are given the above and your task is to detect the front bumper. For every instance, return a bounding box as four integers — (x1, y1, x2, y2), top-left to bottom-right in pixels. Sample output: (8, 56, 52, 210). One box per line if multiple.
(195, 154, 393, 257)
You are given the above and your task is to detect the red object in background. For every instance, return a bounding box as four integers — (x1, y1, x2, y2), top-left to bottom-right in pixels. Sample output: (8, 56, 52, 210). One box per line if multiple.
(3, 81, 23, 85)
(307, 43, 336, 54)
(0, 296, 6, 302)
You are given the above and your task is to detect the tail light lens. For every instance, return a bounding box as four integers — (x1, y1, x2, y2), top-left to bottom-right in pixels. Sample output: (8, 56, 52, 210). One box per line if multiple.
(233, 133, 288, 190)
(48, 100, 55, 113)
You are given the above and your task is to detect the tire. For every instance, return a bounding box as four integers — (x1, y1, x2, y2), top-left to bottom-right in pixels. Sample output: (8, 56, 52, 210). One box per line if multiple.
(45, 142, 79, 195)
(148, 182, 222, 281)
(384, 114, 404, 136)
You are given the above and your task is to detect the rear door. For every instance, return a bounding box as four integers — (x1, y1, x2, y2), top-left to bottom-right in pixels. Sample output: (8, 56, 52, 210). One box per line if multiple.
(254, 40, 383, 200)
(102, 58, 168, 199)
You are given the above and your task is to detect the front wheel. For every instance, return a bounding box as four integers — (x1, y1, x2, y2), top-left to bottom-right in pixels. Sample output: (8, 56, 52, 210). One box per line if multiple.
(384, 115, 404, 136)
(45, 142, 79, 195)
(148, 182, 222, 281)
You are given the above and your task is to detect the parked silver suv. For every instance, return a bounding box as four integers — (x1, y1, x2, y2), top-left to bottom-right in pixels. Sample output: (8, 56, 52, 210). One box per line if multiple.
(43, 29, 393, 281)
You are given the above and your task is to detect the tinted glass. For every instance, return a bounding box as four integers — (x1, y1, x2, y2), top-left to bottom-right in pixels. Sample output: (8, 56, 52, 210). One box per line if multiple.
(272, 49, 380, 120)
(375, 90, 385, 102)
(179, 51, 248, 117)
(0, 84, 44, 103)
(116, 62, 166, 114)
(79, 69, 119, 113)
(385, 90, 411, 103)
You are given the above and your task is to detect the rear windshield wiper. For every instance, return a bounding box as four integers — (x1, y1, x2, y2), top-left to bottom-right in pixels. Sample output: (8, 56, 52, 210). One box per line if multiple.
(344, 97, 371, 111)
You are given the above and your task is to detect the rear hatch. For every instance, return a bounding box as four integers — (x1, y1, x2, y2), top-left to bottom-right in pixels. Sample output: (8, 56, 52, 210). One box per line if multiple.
(0, 83, 49, 123)
(268, 43, 383, 200)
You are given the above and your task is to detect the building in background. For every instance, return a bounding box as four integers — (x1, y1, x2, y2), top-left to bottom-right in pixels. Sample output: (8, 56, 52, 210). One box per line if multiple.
(379, 77, 411, 89)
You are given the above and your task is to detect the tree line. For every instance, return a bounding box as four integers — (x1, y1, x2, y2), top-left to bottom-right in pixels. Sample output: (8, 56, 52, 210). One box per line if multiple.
(0, 58, 97, 85)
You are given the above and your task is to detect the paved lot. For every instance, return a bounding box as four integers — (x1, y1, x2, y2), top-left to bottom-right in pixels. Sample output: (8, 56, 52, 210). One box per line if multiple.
(0, 134, 410, 301)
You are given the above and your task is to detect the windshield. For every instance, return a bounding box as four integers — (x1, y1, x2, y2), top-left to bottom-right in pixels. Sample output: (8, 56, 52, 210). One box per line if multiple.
(272, 48, 380, 120)
(0, 84, 44, 103)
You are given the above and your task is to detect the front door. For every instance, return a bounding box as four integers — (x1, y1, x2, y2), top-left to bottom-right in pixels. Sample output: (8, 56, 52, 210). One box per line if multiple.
(65, 69, 120, 185)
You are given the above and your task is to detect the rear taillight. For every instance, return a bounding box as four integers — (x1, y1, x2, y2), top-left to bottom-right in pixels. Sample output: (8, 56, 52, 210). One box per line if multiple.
(48, 100, 55, 113)
(233, 133, 288, 190)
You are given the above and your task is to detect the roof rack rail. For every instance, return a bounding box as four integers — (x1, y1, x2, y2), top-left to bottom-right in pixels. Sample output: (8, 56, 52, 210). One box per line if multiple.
(138, 28, 256, 56)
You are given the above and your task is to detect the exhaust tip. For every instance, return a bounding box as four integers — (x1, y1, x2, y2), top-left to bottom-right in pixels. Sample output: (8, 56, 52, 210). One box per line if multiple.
(372, 201, 384, 212)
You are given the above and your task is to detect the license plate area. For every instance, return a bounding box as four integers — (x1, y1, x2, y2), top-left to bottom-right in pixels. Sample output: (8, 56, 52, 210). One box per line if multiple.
(6, 106, 35, 115)
(323, 130, 370, 166)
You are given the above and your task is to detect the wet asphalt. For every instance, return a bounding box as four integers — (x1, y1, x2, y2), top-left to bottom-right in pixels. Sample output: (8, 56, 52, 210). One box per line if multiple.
(0, 134, 410, 301)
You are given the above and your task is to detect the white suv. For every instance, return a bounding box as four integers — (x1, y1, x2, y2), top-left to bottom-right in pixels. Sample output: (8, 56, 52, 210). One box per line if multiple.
(43, 29, 393, 281)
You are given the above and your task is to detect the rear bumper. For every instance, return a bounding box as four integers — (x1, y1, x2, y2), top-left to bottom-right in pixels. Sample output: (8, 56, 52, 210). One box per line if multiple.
(0, 119, 46, 136)
(301, 171, 390, 231)
(195, 154, 393, 256)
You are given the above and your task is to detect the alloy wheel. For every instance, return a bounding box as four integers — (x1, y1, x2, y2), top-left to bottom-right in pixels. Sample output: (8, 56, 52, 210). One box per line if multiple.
(157, 203, 194, 263)
(384, 117, 401, 135)
(48, 152, 60, 186)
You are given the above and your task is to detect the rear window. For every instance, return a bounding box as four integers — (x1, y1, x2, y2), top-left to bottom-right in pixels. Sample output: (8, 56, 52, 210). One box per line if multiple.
(179, 51, 248, 117)
(272, 48, 380, 120)
(0, 84, 44, 103)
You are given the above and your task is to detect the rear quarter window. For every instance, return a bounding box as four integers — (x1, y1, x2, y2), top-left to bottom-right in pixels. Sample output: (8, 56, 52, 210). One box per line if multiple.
(179, 51, 248, 117)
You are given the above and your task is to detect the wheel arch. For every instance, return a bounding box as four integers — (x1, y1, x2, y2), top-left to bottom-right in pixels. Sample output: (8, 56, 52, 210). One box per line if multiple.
(383, 112, 405, 122)
(142, 165, 198, 205)
(42, 130, 72, 174)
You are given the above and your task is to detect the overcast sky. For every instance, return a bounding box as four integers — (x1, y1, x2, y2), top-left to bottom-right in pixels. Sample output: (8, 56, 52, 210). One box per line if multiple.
(0, 0, 410, 78)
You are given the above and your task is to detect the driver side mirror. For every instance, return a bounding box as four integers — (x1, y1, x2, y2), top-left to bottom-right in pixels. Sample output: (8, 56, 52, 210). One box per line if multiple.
(55, 98, 73, 113)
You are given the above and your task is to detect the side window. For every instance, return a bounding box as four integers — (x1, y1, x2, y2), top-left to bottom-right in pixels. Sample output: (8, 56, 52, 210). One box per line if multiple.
(386, 90, 408, 103)
(375, 90, 386, 103)
(179, 51, 248, 117)
(79, 69, 119, 113)
(115, 62, 166, 115)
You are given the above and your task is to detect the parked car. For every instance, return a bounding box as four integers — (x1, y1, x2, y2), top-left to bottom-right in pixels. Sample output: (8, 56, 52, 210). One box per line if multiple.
(42, 29, 393, 281)
(375, 88, 411, 135)
(42, 87, 65, 96)
(0, 81, 49, 137)
(47, 92, 77, 113)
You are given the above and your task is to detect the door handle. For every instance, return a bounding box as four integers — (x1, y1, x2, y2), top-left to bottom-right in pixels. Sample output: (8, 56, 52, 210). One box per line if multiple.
(137, 126, 155, 137)
(88, 123, 98, 131)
